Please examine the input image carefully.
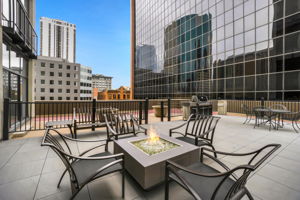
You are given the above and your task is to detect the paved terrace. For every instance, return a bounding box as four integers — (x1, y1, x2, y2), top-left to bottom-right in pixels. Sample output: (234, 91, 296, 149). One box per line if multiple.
(0, 115, 300, 200)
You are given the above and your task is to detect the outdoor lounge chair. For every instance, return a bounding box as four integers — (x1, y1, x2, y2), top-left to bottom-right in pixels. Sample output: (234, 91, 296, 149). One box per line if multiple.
(169, 114, 220, 156)
(41, 128, 125, 200)
(165, 144, 281, 200)
(281, 111, 300, 133)
(241, 104, 254, 124)
(105, 113, 147, 150)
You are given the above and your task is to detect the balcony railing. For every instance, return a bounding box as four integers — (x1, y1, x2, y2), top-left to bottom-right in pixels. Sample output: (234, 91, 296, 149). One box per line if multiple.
(2, 0, 37, 57)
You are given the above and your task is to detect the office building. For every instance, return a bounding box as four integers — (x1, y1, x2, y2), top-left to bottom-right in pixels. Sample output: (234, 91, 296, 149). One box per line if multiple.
(40, 17, 76, 63)
(92, 74, 112, 91)
(131, 0, 300, 100)
(80, 65, 92, 100)
(1, 0, 37, 139)
(35, 56, 80, 101)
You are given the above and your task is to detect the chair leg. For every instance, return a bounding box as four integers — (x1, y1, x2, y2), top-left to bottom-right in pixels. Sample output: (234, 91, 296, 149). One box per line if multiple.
(165, 179, 169, 200)
(105, 140, 109, 151)
(243, 115, 248, 124)
(211, 145, 217, 159)
(57, 169, 67, 188)
(292, 121, 299, 133)
(122, 170, 125, 198)
(245, 188, 254, 200)
(295, 121, 300, 130)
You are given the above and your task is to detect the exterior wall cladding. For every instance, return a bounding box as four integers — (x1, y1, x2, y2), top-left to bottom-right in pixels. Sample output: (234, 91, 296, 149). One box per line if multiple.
(133, 0, 300, 100)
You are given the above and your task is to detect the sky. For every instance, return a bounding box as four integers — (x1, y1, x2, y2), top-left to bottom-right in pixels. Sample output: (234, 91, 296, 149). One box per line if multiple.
(36, 0, 130, 89)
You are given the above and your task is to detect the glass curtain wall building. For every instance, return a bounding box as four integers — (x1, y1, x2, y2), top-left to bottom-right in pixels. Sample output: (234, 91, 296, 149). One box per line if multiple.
(132, 0, 300, 100)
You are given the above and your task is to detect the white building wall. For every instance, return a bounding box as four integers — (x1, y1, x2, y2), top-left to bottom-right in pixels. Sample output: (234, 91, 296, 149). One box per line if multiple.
(40, 17, 76, 63)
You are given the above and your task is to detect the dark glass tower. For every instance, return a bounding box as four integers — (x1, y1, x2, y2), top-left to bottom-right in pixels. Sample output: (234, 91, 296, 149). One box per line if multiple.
(132, 0, 300, 100)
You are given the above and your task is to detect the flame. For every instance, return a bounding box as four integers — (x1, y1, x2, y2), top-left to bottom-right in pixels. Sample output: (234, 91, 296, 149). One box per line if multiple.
(148, 126, 160, 145)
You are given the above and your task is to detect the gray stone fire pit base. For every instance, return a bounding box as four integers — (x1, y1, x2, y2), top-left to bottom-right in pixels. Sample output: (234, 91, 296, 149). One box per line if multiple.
(114, 135, 199, 190)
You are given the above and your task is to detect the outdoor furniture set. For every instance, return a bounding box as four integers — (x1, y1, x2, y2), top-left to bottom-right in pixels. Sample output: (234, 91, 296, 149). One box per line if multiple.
(242, 104, 300, 132)
(42, 111, 281, 200)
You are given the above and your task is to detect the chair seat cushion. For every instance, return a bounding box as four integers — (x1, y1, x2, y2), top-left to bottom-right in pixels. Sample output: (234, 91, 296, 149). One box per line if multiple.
(72, 151, 122, 186)
(170, 162, 235, 200)
(176, 136, 207, 146)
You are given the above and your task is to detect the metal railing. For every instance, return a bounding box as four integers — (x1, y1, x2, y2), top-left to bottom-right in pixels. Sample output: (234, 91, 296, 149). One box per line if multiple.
(2, 0, 38, 56)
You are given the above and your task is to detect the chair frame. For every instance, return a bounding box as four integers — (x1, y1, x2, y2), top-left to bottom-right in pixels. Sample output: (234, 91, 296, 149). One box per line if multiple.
(253, 106, 277, 131)
(165, 144, 281, 200)
(105, 113, 147, 150)
(169, 114, 220, 156)
(282, 112, 300, 133)
(41, 128, 125, 200)
(241, 104, 254, 124)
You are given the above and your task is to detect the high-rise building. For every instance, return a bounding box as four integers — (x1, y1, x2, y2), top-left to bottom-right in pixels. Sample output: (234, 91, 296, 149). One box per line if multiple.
(92, 74, 112, 91)
(35, 56, 80, 101)
(1, 0, 37, 139)
(80, 65, 92, 100)
(40, 17, 76, 63)
(131, 0, 300, 100)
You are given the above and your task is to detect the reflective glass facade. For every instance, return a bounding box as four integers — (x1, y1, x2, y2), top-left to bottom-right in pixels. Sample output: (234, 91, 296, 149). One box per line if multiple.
(133, 0, 300, 100)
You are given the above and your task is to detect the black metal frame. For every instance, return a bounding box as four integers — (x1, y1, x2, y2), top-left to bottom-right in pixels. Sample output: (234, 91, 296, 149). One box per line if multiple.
(253, 106, 277, 131)
(41, 128, 125, 200)
(281, 112, 300, 133)
(169, 114, 220, 156)
(104, 113, 147, 150)
(165, 144, 281, 200)
(241, 104, 254, 124)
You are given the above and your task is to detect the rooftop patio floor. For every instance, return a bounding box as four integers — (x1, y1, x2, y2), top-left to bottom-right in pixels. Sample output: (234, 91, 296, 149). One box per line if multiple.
(0, 115, 300, 200)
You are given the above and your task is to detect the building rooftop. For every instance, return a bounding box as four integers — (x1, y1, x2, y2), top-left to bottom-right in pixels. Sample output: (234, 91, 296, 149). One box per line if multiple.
(0, 115, 299, 200)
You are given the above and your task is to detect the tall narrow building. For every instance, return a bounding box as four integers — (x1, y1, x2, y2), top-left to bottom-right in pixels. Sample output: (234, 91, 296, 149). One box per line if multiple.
(40, 17, 76, 63)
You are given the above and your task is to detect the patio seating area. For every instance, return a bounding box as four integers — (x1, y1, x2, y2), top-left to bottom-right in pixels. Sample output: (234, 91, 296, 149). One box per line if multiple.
(0, 115, 300, 200)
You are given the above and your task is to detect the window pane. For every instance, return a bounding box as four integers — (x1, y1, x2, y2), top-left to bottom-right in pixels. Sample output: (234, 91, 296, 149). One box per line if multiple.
(285, 52, 300, 71)
(285, 0, 300, 16)
(285, 13, 300, 35)
(285, 32, 300, 53)
(285, 71, 300, 90)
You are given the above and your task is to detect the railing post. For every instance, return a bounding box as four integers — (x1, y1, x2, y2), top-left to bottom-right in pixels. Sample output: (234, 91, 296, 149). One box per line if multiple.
(139, 101, 143, 124)
(167, 98, 171, 121)
(144, 98, 149, 124)
(92, 98, 96, 131)
(3, 98, 10, 140)
(260, 97, 265, 107)
(161, 101, 164, 122)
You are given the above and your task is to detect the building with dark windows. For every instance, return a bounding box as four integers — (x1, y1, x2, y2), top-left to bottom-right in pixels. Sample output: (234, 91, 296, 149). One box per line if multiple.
(80, 65, 92, 100)
(1, 0, 37, 139)
(131, 0, 300, 100)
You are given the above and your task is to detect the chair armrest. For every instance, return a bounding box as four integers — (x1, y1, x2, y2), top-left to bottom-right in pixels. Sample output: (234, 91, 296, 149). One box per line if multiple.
(79, 144, 107, 156)
(46, 128, 107, 143)
(130, 115, 147, 133)
(167, 160, 254, 178)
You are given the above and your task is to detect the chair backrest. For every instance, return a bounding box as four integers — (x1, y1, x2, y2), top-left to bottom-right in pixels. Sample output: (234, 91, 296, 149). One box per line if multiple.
(270, 104, 287, 111)
(105, 113, 135, 138)
(74, 107, 116, 123)
(201, 144, 281, 199)
(41, 129, 79, 184)
(241, 104, 250, 113)
(185, 115, 220, 141)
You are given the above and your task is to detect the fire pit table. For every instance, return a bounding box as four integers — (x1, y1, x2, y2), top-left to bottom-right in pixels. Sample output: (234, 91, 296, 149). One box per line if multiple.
(114, 129, 199, 190)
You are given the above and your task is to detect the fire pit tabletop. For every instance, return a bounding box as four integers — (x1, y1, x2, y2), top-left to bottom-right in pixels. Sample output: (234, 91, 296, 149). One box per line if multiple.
(114, 134, 198, 168)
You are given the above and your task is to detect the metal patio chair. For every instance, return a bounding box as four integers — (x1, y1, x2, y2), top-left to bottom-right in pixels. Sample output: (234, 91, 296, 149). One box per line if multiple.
(253, 106, 277, 131)
(241, 104, 254, 124)
(281, 111, 300, 133)
(165, 144, 281, 200)
(105, 113, 147, 150)
(169, 114, 220, 157)
(41, 128, 125, 200)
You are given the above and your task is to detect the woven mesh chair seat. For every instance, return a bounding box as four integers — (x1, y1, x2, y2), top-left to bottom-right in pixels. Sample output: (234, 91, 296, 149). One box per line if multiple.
(72, 151, 122, 185)
(170, 162, 235, 200)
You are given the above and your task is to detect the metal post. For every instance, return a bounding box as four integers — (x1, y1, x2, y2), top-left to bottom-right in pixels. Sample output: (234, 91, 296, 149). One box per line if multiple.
(161, 101, 164, 122)
(144, 98, 149, 124)
(3, 98, 10, 140)
(261, 97, 265, 107)
(139, 101, 143, 124)
(167, 98, 171, 121)
(92, 98, 96, 131)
